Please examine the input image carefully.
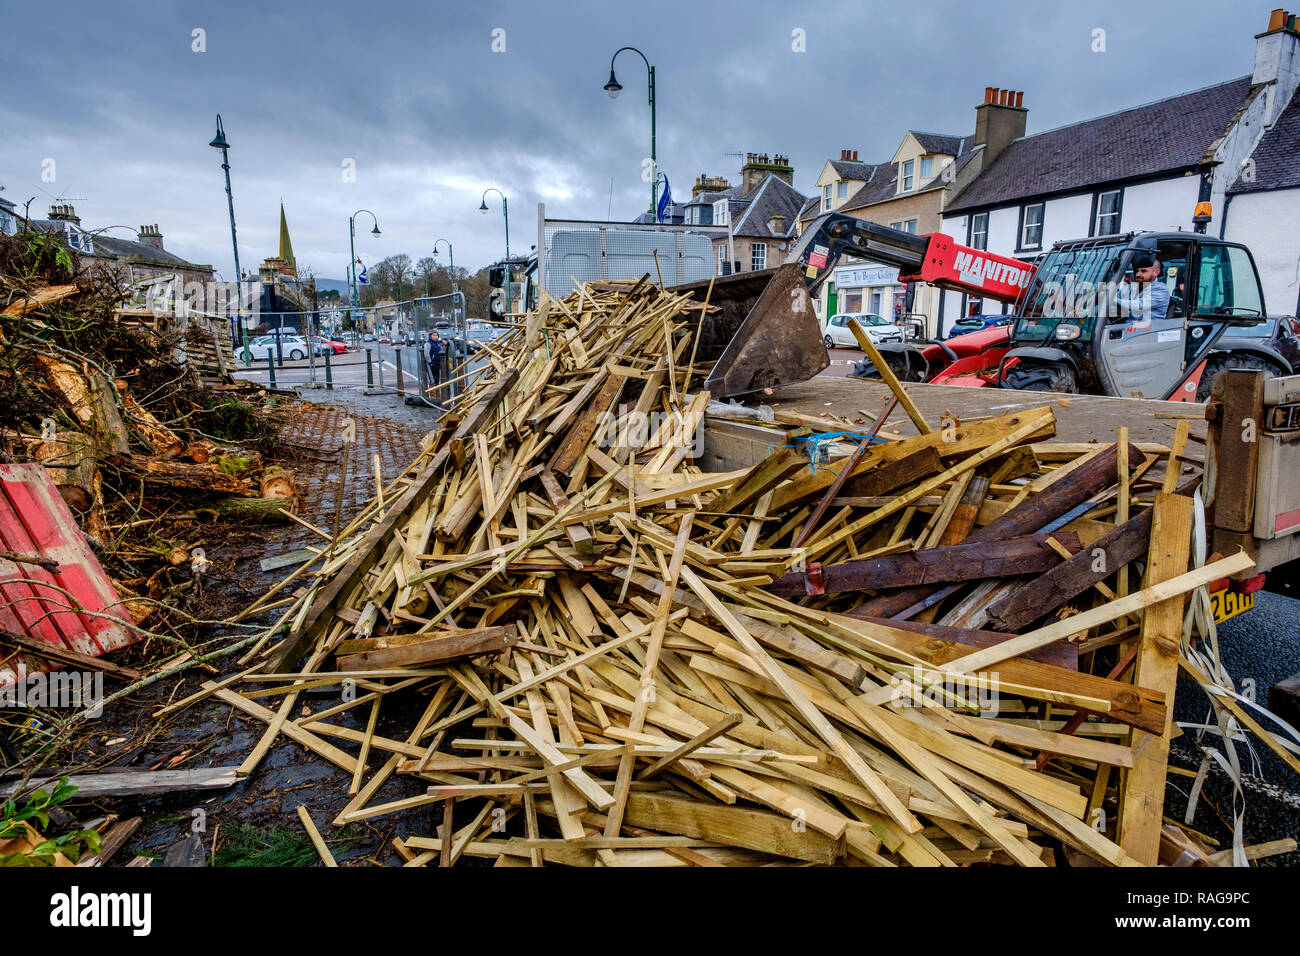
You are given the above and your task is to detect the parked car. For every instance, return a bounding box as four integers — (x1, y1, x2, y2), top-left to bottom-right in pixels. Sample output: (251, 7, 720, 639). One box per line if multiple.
(362, 333, 377, 343)
(309, 336, 347, 354)
(465, 325, 504, 352)
(240, 335, 312, 363)
(1213, 316, 1300, 374)
(948, 314, 1015, 337)
(822, 313, 904, 349)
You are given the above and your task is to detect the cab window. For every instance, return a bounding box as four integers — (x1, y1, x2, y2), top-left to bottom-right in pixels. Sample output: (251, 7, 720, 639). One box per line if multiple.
(1153, 241, 1189, 320)
(1196, 245, 1263, 317)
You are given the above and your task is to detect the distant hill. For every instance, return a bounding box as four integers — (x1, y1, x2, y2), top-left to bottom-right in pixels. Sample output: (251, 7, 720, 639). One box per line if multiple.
(312, 278, 351, 295)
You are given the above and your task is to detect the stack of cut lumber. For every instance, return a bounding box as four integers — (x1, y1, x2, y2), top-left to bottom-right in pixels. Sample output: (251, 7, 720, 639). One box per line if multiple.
(210, 277, 1259, 867)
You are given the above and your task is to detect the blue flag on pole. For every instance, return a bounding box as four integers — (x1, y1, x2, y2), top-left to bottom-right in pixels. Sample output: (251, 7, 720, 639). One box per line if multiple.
(357, 264, 368, 285)
(656, 175, 672, 223)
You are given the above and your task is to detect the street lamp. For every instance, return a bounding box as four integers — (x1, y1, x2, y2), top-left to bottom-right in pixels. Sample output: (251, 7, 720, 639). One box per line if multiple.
(604, 46, 656, 219)
(480, 188, 510, 321)
(432, 238, 456, 320)
(209, 114, 247, 359)
(348, 209, 380, 331)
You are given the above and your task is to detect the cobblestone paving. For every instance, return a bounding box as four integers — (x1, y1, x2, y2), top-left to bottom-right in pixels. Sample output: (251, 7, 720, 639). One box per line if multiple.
(271, 390, 440, 554)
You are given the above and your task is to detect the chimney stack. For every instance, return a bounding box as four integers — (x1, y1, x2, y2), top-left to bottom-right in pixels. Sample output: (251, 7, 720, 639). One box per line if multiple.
(974, 87, 1028, 165)
(47, 204, 81, 224)
(1254, 9, 1300, 125)
(137, 224, 164, 250)
(741, 150, 795, 193)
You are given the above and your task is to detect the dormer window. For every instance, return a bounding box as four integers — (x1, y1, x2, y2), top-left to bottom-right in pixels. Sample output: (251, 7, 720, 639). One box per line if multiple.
(920, 157, 933, 180)
(836, 181, 847, 200)
(900, 160, 914, 192)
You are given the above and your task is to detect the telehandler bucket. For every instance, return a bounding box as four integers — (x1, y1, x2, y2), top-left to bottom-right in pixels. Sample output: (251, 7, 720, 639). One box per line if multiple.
(671, 262, 830, 398)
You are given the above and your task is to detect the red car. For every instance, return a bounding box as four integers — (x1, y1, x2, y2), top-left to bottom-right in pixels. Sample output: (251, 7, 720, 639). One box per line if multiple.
(310, 336, 347, 354)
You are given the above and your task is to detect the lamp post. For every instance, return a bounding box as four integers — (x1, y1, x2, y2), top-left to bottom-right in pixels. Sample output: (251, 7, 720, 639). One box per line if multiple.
(479, 189, 510, 320)
(348, 209, 380, 332)
(209, 115, 248, 359)
(604, 46, 656, 219)
(432, 237, 456, 323)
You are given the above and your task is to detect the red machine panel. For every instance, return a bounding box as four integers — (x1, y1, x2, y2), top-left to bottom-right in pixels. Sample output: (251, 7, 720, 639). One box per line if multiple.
(0, 464, 139, 687)
(901, 233, 1036, 304)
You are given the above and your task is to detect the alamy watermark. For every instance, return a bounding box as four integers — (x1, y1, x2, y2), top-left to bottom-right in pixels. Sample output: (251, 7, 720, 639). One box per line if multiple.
(1, 670, 104, 718)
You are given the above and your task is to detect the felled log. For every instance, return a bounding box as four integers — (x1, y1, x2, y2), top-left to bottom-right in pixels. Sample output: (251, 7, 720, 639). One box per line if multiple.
(32, 430, 98, 513)
(1, 283, 80, 317)
(259, 465, 296, 499)
(117, 381, 184, 458)
(35, 354, 129, 454)
(115, 454, 253, 495)
(204, 496, 294, 522)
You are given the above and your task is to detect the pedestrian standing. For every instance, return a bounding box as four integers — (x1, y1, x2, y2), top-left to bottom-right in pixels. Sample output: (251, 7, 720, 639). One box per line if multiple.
(427, 330, 445, 389)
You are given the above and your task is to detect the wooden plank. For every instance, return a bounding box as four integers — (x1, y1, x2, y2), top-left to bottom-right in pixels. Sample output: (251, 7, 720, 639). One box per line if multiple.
(944, 549, 1251, 675)
(848, 318, 931, 434)
(551, 373, 627, 476)
(297, 805, 338, 867)
(335, 626, 514, 670)
(983, 508, 1155, 632)
(1117, 493, 1193, 865)
(1210, 370, 1263, 532)
(268, 367, 519, 670)
(766, 533, 1077, 597)
(538, 469, 594, 555)
(621, 791, 842, 864)
(637, 714, 743, 780)
(2, 766, 240, 799)
(679, 565, 922, 834)
(851, 440, 1131, 619)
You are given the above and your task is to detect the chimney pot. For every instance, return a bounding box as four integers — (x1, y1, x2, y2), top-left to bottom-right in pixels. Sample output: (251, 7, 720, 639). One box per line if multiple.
(1269, 7, 1286, 30)
(998, 89, 1007, 105)
(1015, 91, 1024, 107)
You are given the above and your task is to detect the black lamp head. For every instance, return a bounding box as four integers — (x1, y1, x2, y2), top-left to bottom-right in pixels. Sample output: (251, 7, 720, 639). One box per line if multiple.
(604, 70, 622, 98)
(209, 115, 230, 150)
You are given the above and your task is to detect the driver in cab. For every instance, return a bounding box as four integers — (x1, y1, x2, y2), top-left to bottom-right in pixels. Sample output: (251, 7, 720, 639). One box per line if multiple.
(1113, 253, 1170, 324)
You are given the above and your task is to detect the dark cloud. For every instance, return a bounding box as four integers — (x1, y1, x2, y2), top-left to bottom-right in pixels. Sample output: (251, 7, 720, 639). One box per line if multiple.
(0, 0, 1270, 281)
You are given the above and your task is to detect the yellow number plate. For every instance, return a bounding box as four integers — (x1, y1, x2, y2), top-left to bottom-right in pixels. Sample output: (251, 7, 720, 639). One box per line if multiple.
(1209, 589, 1255, 624)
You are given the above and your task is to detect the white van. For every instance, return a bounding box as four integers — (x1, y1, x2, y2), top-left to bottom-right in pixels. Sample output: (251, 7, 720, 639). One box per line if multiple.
(823, 313, 903, 349)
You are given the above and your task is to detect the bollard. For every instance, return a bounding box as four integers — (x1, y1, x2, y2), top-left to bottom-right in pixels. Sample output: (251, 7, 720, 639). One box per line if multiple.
(266, 351, 277, 390)
(394, 346, 405, 394)
(324, 349, 333, 390)
(365, 348, 374, 386)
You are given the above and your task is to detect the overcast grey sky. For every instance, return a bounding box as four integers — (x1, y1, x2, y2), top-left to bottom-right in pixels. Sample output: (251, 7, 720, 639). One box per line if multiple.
(0, 0, 1273, 282)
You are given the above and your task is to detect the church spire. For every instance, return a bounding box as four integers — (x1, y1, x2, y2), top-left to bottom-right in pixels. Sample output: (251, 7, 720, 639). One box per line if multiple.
(278, 202, 295, 272)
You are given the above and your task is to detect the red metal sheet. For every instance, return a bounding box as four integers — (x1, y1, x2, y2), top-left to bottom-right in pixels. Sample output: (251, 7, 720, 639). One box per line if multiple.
(0, 464, 139, 687)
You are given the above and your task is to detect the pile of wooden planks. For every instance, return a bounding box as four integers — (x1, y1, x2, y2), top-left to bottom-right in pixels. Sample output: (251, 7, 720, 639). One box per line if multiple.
(210, 278, 1258, 866)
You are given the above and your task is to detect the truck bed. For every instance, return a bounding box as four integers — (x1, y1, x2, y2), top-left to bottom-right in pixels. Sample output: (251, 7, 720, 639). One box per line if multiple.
(764, 375, 1206, 451)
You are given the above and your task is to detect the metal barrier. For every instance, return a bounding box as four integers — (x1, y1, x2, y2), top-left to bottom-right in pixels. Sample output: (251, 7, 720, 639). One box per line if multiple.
(232, 292, 469, 405)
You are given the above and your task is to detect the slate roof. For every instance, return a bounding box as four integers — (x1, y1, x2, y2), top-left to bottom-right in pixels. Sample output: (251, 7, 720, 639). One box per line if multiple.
(947, 76, 1253, 213)
(1228, 90, 1300, 194)
(796, 196, 821, 222)
(29, 221, 210, 270)
(911, 132, 967, 156)
(915, 143, 983, 194)
(840, 162, 900, 211)
(829, 159, 877, 181)
(732, 175, 808, 239)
